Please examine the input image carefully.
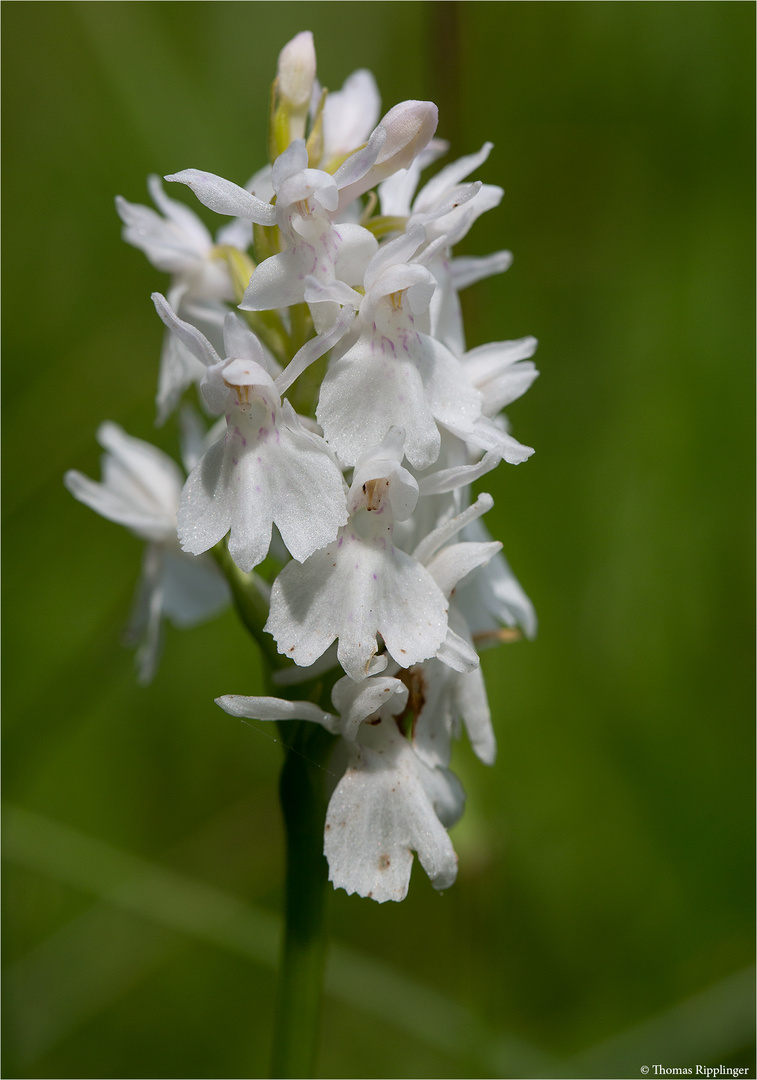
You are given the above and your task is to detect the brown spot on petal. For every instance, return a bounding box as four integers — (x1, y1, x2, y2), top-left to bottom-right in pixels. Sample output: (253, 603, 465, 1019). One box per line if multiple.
(378, 854, 391, 870)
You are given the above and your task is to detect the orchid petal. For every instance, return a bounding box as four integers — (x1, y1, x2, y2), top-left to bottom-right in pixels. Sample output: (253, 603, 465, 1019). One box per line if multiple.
(177, 396, 347, 571)
(302, 277, 361, 310)
(239, 250, 308, 312)
(316, 330, 441, 470)
(454, 663, 496, 765)
(413, 142, 494, 213)
(215, 693, 338, 732)
(413, 492, 494, 565)
(322, 70, 381, 161)
(165, 169, 277, 225)
(332, 124, 386, 198)
(418, 449, 503, 495)
(426, 540, 502, 599)
(324, 718, 458, 902)
(126, 544, 166, 685)
(436, 625, 480, 673)
(152, 293, 221, 369)
(160, 549, 230, 627)
(64, 469, 172, 542)
(363, 224, 426, 291)
(116, 196, 206, 274)
(266, 528, 448, 682)
(222, 313, 267, 368)
(146, 174, 213, 248)
(330, 675, 408, 740)
(457, 520, 538, 641)
(451, 251, 513, 291)
(275, 308, 354, 395)
(448, 414, 535, 463)
(464, 337, 540, 413)
(418, 760, 466, 829)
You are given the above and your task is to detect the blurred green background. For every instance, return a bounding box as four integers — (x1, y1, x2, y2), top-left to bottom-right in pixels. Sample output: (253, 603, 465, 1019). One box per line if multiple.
(2, 2, 754, 1078)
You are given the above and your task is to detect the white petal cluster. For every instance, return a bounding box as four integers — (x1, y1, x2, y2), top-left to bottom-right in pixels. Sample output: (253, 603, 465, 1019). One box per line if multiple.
(69, 32, 539, 903)
(64, 421, 230, 683)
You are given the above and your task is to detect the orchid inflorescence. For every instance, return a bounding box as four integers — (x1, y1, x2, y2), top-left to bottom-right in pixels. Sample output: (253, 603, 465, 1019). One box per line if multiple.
(65, 31, 538, 903)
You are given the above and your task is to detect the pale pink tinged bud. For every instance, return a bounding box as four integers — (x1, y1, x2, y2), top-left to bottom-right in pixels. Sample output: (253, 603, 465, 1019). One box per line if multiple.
(374, 100, 438, 175)
(277, 31, 317, 108)
(336, 100, 438, 210)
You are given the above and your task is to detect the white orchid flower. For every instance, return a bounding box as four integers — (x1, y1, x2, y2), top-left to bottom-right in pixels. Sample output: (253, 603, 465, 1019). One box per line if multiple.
(153, 294, 348, 572)
(265, 428, 450, 681)
(308, 225, 485, 470)
(216, 669, 463, 903)
(64, 423, 229, 683)
(116, 175, 251, 423)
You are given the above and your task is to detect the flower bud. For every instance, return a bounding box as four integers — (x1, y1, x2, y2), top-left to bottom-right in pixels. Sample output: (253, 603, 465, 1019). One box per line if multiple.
(336, 100, 438, 209)
(276, 31, 316, 109)
(374, 100, 439, 174)
(271, 31, 317, 154)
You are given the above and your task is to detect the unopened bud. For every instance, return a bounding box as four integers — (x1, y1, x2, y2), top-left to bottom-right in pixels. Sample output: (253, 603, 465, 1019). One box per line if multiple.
(374, 100, 438, 175)
(336, 100, 438, 209)
(271, 31, 316, 155)
(277, 31, 316, 108)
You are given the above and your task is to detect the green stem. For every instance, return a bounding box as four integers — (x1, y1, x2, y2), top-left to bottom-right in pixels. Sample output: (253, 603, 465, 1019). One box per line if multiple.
(213, 540, 334, 1074)
(288, 301, 312, 355)
(270, 721, 334, 1078)
(211, 542, 283, 671)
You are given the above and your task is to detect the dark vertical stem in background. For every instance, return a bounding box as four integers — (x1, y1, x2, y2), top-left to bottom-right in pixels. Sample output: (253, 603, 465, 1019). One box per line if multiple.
(428, 1, 482, 338)
(428, 1, 464, 151)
